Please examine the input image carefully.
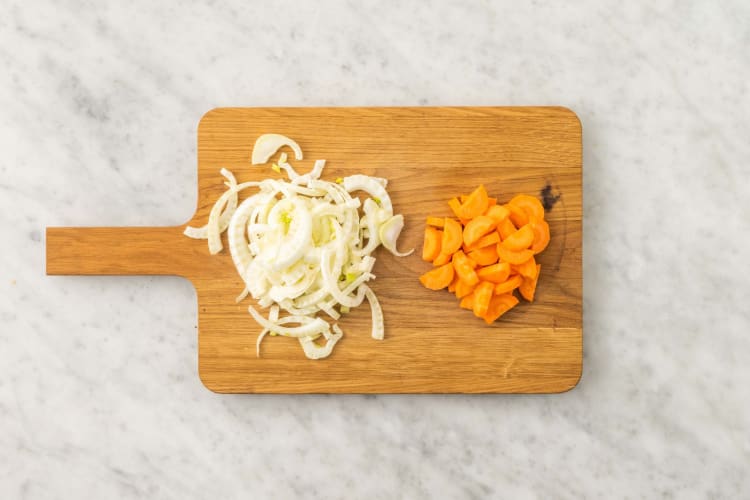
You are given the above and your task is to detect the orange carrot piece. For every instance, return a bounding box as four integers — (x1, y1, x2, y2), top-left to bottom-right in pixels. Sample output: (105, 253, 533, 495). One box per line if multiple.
(426, 216, 445, 228)
(519, 264, 542, 301)
(496, 244, 534, 265)
(422, 226, 442, 262)
(476, 262, 511, 284)
(528, 215, 550, 254)
(419, 263, 455, 290)
(455, 278, 476, 299)
(442, 218, 463, 255)
(506, 203, 529, 228)
(452, 250, 479, 286)
(448, 198, 463, 219)
(463, 216, 496, 247)
(459, 293, 475, 310)
(509, 194, 545, 220)
(487, 197, 497, 206)
(433, 252, 451, 266)
(484, 204, 510, 224)
(493, 274, 523, 295)
(481, 294, 519, 324)
(502, 224, 534, 251)
(472, 281, 495, 318)
(465, 231, 500, 252)
(497, 218, 517, 240)
(447, 273, 460, 293)
(458, 185, 489, 219)
(512, 256, 537, 280)
(468, 245, 498, 266)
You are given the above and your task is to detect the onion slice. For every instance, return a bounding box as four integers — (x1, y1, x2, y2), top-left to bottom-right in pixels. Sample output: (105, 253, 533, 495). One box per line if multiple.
(251, 134, 303, 164)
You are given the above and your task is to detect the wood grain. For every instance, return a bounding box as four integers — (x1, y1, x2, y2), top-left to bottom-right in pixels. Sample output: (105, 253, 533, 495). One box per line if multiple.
(46, 107, 582, 393)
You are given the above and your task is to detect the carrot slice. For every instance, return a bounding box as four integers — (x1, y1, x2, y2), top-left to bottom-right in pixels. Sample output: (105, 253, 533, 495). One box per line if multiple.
(468, 245, 498, 266)
(502, 224, 534, 251)
(422, 226, 442, 262)
(528, 215, 550, 254)
(419, 263, 454, 290)
(487, 197, 497, 207)
(496, 244, 534, 265)
(506, 203, 529, 228)
(455, 278, 476, 299)
(509, 194, 544, 220)
(481, 294, 519, 324)
(458, 185, 489, 219)
(519, 264, 542, 301)
(497, 218, 517, 240)
(472, 281, 494, 318)
(442, 218, 463, 255)
(452, 250, 479, 286)
(459, 293, 474, 310)
(476, 262, 511, 284)
(484, 204, 510, 224)
(447, 273, 460, 293)
(433, 252, 451, 266)
(463, 215, 496, 246)
(448, 198, 463, 219)
(465, 231, 500, 252)
(493, 274, 523, 295)
(426, 216, 445, 228)
(512, 256, 537, 280)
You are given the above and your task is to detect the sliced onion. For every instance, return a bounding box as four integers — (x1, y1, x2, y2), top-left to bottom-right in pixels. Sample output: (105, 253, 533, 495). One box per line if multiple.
(251, 134, 303, 164)
(379, 215, 414, 257)
(189, 134, 411, 360)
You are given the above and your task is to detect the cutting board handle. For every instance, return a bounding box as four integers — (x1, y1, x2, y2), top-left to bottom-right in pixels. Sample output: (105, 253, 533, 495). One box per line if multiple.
(46, 226, 201, 278)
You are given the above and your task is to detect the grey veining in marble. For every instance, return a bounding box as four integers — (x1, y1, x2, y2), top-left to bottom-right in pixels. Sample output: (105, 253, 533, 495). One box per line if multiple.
(2, 1, 749, 498)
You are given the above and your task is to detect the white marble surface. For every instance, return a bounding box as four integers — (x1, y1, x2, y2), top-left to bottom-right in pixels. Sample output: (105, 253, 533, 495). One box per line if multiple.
(2, 1, 749, 498)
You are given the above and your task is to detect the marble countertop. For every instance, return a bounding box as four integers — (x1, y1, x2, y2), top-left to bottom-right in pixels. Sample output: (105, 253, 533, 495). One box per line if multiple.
(2, 1, 748, 498)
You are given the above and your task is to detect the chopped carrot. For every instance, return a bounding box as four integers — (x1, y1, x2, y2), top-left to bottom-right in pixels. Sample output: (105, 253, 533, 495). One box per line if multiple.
(468, 245, 498, 266)
(506, 203, 529, 228)
(419, 263, 454, 290)
(501, 224, 534, 251)
(420, 187, 551, 326)
(422, 226, 442, 262)
(459, 293, 474, 310)
(426, 216, 445, 228)
(493, 275, 523, 295)
(512, 257, 537, 280)
(433, 252, 451, 266)
(463, 215, 496, 247)
(465, 231, 500, 252)
(497, 218, 517, 240)
(519, 264, 542, 301)
(472, 281, 494, 318)
(455, 278, 476, 299)
(476, 262, 511, 284)
(442, 218, 463, 255)
(509, 194, 545, 220)
(484, 204, 510, 223)
(481, 294, 519, 324)
(458, 185, 489, 219)
(447, 273, 460, 293)
(496, 244, 534, 265)
(448, 198, 463, 219)
(528, 215, 550, 254)
(452, 250, 479, 286)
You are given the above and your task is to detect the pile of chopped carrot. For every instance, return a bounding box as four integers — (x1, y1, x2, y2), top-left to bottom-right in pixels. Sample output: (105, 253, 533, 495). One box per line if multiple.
(419, 185, 550, 324)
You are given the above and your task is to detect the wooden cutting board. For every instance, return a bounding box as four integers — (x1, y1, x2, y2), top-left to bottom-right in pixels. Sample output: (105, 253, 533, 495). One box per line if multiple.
(46, 107, 582, 393)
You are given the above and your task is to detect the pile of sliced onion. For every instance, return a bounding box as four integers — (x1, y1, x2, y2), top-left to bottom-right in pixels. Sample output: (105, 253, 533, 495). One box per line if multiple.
(185, 134, 411, 359)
